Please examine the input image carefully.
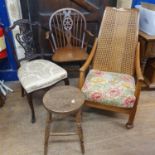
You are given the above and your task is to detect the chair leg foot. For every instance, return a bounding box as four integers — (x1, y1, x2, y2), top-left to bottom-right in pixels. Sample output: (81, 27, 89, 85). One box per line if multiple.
(125, 123, 134, 129)
(31, 116, 36, 123)
(27, 93, 36, 123)
(64, 78, 69, 85)
(21, 85, 25, 97)
(126, 109, 137, 129)
(0, 94, 5, 108)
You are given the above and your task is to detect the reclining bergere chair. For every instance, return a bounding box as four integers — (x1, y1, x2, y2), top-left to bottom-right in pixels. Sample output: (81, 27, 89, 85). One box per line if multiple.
(79, 7, 144, 129)
(9, 19, 69, 123)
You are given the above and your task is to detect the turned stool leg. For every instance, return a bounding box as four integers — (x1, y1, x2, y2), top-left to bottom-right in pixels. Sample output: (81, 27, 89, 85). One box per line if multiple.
(44, 112, 52, 155)
(76, 110, 85, 154)
(0, 93, 5, 107)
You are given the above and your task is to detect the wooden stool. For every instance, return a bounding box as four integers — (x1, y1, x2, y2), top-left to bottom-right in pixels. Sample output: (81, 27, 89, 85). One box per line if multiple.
(43, 86, 85, 155)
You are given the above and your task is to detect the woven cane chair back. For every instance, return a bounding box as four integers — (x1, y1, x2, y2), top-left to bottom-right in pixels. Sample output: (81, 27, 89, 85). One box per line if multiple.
(93, 7, 139, 75)
(49, 8, 87, 51)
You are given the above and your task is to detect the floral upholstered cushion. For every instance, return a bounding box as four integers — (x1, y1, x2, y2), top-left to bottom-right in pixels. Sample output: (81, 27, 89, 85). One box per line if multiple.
(81, 69, 136, 108)
(18, 59, 67, 93)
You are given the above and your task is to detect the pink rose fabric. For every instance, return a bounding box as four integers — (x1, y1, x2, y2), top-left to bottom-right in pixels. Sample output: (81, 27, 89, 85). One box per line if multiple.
(94, 70, 103, 76)
(108, 88, 121, 98)
(91, 92, 104, 101)
(123, 96, 136, 107)
(82, 69, 136, 108)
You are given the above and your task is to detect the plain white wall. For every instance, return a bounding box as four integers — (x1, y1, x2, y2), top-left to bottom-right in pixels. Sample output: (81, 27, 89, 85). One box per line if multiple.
(117, 0, 133, 8)
(5, 0, 25, 60)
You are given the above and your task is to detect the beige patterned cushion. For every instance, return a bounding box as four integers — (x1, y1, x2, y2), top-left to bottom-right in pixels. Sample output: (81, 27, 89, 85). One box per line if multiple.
(18, 59, 67, 93)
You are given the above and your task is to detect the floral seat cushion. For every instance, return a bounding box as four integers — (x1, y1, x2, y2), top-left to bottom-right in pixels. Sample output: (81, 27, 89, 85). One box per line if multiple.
(81, 69, 136, 108)
(18, 59, 67, 93)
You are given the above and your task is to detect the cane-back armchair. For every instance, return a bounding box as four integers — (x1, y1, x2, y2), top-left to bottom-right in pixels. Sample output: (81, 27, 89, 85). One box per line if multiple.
(46, 8, 92, 64)
(79, 7, 144, 129)
(9, 19, 69, 123)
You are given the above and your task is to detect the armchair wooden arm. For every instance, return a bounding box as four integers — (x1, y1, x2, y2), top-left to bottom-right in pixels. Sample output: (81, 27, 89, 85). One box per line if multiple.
(135, 42, 144, 82)
(85, 30, 95, 49)
(79, 38, 98, 88)
(45, 31, 55, 53)
(45, 31, 50, 39)
(134, 42, 144, 103)
(85, 30, 95, 38)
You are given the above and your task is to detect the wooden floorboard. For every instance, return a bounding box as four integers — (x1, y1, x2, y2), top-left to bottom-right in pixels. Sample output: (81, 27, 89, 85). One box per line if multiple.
(0, 80, 155, 155)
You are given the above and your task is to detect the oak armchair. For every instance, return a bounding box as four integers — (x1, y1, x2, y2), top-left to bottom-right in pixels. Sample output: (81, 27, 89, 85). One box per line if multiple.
(46, 8, 94, 71)
(79, 7, 144, 129)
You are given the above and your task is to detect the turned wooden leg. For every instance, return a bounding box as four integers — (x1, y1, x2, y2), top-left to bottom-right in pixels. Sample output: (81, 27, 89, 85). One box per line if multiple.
(21, 85, 25, 97)
(126, 108, 137, 129)
(76, 110, 85, 154)
(141, 57, 148, 73)
(64, 78, 69, 85)
(26, 93, 36, 123)
(44, 112, 52, 155)
(0, 93, 5, 107)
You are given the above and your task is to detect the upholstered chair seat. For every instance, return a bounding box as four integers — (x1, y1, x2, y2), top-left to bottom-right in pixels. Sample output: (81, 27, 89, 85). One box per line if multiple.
(18, 59, 67, 93)
(82, 69, 136, 108)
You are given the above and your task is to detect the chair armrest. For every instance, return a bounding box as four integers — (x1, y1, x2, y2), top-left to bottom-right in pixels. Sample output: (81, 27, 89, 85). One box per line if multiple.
(45, 31, 50, 39)
(80, 38, 97, 72)
(84, 30, 95, 49)
(85, 30, 95, 38)
(45, 31, 55, 53)
(78, 38, 97, 88)
(135, 42, 144, 82)
(134, 43, 144, 104)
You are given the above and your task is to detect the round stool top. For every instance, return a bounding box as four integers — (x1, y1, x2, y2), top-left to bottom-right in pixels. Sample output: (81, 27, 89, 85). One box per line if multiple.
(43, 86, 85, 114)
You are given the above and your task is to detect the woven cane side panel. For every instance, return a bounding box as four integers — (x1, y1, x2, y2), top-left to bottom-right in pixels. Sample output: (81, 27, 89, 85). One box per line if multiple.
(93, 7, 139, 75)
